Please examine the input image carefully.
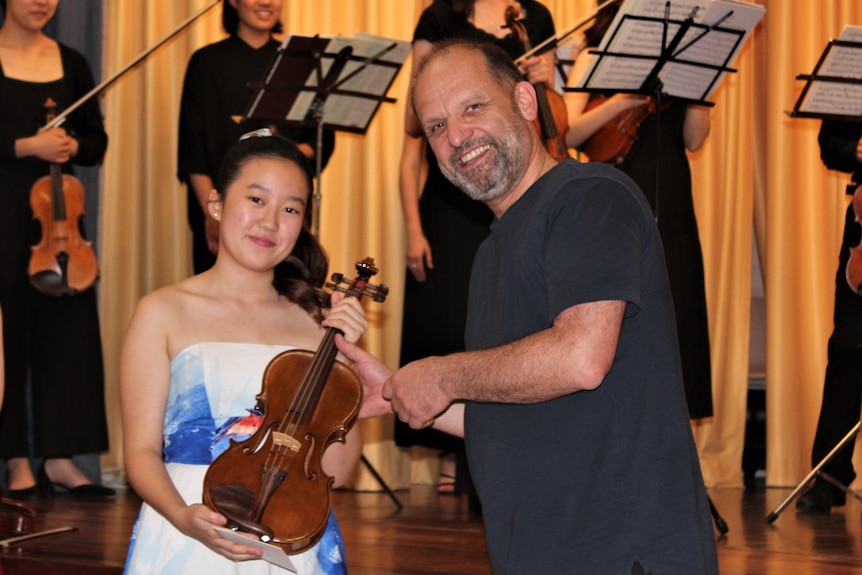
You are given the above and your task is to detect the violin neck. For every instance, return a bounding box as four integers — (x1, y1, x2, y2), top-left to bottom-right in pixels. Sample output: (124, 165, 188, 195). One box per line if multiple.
(49, 163, 67, 222)
(532, 83, 559, 141)
(291, 328, 340, 421)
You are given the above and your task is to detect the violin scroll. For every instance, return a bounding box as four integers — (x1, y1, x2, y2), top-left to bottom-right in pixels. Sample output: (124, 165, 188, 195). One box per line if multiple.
(327, 258, 389, 303)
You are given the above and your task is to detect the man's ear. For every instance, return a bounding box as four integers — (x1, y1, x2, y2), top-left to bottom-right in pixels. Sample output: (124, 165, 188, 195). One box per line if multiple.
(207, 190, 223, 220)
(514, 80, 539, 122)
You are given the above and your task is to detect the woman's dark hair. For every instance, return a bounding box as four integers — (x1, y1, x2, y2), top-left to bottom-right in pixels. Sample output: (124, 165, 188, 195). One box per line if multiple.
(449, 0, 474, 16)
(583, 0, 623, 48)
(222, 0, 284, 37)
(215, 132, 330, 322)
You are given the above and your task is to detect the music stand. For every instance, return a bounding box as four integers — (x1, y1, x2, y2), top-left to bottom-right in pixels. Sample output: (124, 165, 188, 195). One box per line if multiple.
(569, 0, 761, 222)
(241, 34, 410, 510)
(242, 33, 410, 238)
(765, 29, 862, 525)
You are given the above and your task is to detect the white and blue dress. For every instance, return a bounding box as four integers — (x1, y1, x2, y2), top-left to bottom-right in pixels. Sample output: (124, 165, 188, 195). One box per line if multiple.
(124, 342, 348, 575)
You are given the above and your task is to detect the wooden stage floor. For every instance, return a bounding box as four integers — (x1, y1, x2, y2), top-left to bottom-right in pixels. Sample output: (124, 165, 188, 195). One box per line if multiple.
(0, 483, 860, 574)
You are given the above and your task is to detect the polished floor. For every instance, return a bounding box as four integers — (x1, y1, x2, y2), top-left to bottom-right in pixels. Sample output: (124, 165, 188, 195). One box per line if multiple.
(0, 482, 860, 574)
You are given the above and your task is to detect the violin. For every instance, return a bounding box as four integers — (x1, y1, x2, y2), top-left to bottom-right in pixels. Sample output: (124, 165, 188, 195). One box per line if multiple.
(203, 258, 388, 554)
(582, 94, 669, 165)
(845, 185, 862, 295)
(28, 98, 99, 296)
(505, 6, 570, 163)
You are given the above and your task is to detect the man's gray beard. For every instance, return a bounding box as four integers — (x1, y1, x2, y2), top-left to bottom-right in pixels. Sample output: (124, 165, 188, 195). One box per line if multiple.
(438, 133, 523, 203)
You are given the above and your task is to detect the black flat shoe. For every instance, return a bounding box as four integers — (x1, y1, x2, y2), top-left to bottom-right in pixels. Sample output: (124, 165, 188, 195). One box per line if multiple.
(38, 461, 116, 499)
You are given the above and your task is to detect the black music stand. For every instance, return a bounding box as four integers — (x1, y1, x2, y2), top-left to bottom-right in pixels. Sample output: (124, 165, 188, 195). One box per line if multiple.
(242, 33, 409, 238)
(568, 0, 755, 221)
(765, 31, 862, 525)
(242, 34, 410, 510)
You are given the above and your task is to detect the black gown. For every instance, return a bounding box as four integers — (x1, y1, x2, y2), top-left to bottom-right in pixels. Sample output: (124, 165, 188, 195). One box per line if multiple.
(0, 44, 110, 457)
(616, 101, 713, 419)
(397, 0, 556, 451)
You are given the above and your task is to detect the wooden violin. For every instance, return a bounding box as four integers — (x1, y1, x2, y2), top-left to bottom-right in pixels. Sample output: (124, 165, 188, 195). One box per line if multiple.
(582, 94, 669, 165)
(846, 185, 862, 295)
(505, 6, 570, 163)
(28, 98, 99, 296)
(203, 257, 388, 554)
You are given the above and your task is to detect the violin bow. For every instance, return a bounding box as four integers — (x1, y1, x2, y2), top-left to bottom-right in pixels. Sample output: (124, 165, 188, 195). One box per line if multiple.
(45, 0, 221, 130)
(514, 0, 619, 64)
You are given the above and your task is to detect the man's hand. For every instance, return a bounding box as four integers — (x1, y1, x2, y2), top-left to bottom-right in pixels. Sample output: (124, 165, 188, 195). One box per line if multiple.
(382, 356, 453, 430)
(335, 335, 392, 419)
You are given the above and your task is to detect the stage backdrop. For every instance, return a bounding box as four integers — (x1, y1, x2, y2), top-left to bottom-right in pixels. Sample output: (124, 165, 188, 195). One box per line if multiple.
(96, 0, 861, 491)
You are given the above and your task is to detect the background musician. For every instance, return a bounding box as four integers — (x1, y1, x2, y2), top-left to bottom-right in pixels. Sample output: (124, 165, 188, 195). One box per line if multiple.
(563, 0, 714, 421)
(796, 120, 862, 512)
(0, 0, 113, 500)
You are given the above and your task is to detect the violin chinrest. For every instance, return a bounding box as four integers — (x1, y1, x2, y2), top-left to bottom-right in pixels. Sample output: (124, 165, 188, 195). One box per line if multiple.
(209, 484, 275, 542)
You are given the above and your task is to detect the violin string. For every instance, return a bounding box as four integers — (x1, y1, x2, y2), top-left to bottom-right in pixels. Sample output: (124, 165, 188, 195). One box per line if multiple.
(265, 277, 370, 474)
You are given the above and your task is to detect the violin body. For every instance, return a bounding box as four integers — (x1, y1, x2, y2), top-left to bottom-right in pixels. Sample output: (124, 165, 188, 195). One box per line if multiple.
(582, 94, 657, 165)
(203, 258, 387, 555)
(846, 185, 862, 295)
(203, 351, 361, 553)
(28, 99, 99, 296)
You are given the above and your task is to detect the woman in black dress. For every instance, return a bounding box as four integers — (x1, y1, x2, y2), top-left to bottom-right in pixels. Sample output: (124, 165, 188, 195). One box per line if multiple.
(563, 0, 713, 419)
(0, 0, 113, 498)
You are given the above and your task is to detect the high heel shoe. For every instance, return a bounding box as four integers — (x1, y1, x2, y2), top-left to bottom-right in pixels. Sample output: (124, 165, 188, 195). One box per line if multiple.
(37, 461, 116, 499)
(4, 465, 40, 501)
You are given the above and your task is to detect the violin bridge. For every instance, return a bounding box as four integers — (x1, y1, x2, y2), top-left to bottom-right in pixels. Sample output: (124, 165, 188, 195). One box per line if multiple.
(272, 432, 301, 453)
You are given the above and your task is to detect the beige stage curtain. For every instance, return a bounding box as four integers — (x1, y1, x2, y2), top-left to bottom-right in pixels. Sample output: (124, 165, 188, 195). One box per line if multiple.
(99, 0, 861, 492)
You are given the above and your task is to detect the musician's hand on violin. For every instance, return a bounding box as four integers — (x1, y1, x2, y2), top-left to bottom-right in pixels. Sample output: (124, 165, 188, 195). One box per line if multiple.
(406, 228, 432, 283)
(323, 293, 369, 344)
(518, 55, 552, 88)
(176, 503, 263, 561)
(609, 94, 650, 112)
(383, 357, 452, 430)
(19, 128, 75, 163)
(335, 334, 393, 420)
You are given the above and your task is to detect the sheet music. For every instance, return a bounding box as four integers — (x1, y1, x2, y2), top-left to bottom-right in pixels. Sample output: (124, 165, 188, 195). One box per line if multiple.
(797, 25, 862, 118)
(284, 33, 410, 131)
(245, 32, 409, 134)
(579, 0, 764, 101)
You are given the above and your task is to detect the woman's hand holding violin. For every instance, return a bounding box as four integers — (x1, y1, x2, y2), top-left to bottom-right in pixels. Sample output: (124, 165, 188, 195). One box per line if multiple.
(17, 127, 77, 163)
(518, 53, 553, 88)
(173, 503, 263, 562)
(323, 293, 369, 345)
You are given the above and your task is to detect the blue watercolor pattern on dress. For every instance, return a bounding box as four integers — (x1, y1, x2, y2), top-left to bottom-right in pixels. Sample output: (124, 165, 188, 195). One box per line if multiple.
(212, 409, 263, 458)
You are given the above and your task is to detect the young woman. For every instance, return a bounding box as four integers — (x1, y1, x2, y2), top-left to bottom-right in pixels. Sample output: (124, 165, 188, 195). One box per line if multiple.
(178, 0, 336, 274)
(0, 0, 113, 499)
(122, 133, 366, 574)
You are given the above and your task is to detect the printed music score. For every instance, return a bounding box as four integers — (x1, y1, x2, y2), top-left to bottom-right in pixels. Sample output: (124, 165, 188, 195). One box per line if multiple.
(578, 0, 765, 102)
(796, 25, 862, 118)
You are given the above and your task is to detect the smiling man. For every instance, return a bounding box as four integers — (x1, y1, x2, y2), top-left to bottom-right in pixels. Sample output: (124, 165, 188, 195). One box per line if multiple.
(340, 40, 719, 575)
